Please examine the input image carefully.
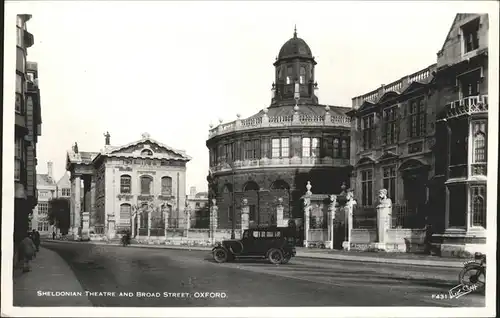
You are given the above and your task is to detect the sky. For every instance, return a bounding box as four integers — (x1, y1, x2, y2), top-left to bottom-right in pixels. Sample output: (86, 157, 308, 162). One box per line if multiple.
(5, 1, 495, 193)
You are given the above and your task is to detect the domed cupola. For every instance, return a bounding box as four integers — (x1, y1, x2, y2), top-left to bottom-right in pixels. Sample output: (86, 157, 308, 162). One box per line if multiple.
(271, 26, 319, 107)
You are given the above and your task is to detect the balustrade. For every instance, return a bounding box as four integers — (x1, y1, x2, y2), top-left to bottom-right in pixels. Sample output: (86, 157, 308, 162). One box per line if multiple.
(445, 95, 488, 119)
(209, 109, 351, 138)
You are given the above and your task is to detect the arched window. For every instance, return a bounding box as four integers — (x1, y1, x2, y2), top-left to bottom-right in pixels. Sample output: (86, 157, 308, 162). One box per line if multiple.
(141, 149, 153, 156)
(119, 204, 131, 225)
(333, 138, 340, 158)
(120, 175, 131, 194)
(161, 176, 172, 196)
(286, 66, 293, 85)
(471, 185, 486, 228)
(243, 181, 259, 192)
(140, 175, 153, 195)
(270, 180, 290, 190)
(299, 66, 306, 84)
(341, 139, 349, 159)
(473, 132, 486, 163)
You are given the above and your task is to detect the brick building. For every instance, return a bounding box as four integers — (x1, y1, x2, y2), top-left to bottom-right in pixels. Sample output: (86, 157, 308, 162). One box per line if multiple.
(206, 28, 352, 237)
(14, 14, 42, 246)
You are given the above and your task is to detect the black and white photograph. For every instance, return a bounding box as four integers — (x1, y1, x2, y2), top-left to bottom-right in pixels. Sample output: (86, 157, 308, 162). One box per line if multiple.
(2, 1, 498, 317)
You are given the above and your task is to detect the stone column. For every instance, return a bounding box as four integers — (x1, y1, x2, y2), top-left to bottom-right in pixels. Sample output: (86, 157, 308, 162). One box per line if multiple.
(82, 212, 90, 240)
(69, 176, 75, 234)
(185, 207, 191, 230)
(241, 198, 249, 231)
(147, 208, 152, 238)
(164, 206, 170, 238)
(303, 181, 312, 248)
(375, 189, 392, 249)
(73, 175, 81, 240)
(342, 190, 356, 251)
(210, 199, 218, 244)
(90, 175, 96, 232)
(276, 197, 284, 227)
(137, 212, 142, 236)
(328, 195, 337, 250)
(131, 209, 136, 238)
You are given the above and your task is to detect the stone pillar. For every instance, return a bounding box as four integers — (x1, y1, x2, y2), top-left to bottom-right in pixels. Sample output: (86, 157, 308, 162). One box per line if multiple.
(131, 210, 136, 238)
(147, 208, 152, 238)
(164, 206, 170, 237)
(210, 199, 218, 244)
(137, 212, 142, 236)
(90, 175, 96, 232)
(69, 176, 75, 233)
(185, 207, 191, 230)
(342, 190, 356, 251)
(276, 197, 284, 227)
(303, 181, 312, 248)
(82, 211, 90, 240)
(241, 198, 249, 231)
(328, 195, 337, 250)
(107, 214, 116, 239)
(375, 189, 392, 249)
(73, 175, 81, 240)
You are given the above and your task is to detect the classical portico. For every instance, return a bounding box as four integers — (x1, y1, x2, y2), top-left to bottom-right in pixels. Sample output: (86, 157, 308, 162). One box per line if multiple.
(66, 143, 98, 240)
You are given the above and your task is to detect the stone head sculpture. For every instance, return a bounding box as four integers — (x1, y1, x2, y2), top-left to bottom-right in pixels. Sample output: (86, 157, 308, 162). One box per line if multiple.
(378, 189, 388, 200)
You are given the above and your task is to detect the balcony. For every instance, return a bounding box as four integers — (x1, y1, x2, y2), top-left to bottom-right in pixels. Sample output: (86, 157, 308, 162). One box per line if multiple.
(445, 95, 488, 119)
(208, 109, 351, 139)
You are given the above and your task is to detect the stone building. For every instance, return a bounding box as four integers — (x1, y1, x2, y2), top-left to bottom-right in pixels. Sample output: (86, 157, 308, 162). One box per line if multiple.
(14, 14, 42, 246)
(31, 162, 56, 235)
(206, 28, 352, 236)
(432, 13, 489, 256)
(347, 13, 490, 256)
(348, 64, 437, 229)
(65, 133, 191, 240)
(186, 187, 209, 228)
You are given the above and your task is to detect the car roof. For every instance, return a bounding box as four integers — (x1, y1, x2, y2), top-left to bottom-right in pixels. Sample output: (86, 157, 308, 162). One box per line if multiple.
(247, 226, 290, 231)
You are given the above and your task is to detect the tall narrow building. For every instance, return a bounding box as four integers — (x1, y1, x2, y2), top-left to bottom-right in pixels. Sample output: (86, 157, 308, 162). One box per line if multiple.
(14, 14, 42, 246)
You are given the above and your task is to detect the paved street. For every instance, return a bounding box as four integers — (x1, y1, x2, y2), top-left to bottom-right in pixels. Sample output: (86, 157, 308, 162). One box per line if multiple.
(31, 241, 484, 307)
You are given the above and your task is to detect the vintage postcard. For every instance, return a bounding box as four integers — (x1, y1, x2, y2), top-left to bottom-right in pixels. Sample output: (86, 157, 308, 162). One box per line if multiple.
(2, 1, 498, 317)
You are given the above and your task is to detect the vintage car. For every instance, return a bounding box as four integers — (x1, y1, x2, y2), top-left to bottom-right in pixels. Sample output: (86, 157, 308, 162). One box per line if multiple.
(212, 226, 297, 264)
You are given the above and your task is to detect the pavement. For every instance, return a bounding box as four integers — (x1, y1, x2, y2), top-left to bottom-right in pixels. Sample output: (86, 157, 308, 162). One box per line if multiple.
(15, 240, 484, 307)
(42, 238, 465, 268)
(12, 246, 92, 307)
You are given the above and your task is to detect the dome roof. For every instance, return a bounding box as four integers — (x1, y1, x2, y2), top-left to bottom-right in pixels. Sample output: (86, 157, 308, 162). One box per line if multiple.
(278, 28, 313, 59)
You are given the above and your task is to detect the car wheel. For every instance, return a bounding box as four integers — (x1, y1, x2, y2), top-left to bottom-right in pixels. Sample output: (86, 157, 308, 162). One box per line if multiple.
(268, 248, 284, 265)
(213, 248, 228, 263)
(281, 254, 292, 264)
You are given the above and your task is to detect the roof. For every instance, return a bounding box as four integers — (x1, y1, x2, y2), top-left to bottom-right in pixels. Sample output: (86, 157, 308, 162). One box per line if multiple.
(57, 172, 71, 187)
(101, 133, 191, 161)
(67, 151, 100, 165)
(278, 29, 313, 60)
(195, 192, 208, 198)
(37, 174, 56, 186)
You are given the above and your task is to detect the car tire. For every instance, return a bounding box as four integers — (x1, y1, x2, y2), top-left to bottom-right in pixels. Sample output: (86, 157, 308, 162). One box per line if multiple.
(281, 253, 292, 264)
(213, 247, 228, 263)
(268, 248, 284, 265)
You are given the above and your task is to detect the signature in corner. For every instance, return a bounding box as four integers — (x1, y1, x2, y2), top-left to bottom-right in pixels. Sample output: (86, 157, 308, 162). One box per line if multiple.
(449, 283, 479, 299)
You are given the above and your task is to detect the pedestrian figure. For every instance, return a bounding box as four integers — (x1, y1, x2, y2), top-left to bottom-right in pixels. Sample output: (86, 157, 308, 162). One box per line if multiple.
(20, 233, 37, 272)
(424, 217, 433, 255)
(32, 229, 41, 252)
(52, 230, 56, 240)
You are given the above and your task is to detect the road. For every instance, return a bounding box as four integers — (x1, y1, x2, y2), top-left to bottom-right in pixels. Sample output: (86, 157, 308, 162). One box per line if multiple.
(38, 241, 484, 307)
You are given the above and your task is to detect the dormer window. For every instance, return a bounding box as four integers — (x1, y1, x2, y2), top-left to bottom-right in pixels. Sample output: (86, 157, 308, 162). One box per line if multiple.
(141, 149, 153, 156)
(461, 18, 480, 53)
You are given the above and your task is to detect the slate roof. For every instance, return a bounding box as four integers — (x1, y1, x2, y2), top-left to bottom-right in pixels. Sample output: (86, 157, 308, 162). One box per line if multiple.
(37, 174, 56, 186)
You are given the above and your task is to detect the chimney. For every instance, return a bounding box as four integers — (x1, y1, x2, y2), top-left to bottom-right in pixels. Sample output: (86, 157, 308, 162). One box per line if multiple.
(190, 186, 196, 197)
(47, 161, 53, 180)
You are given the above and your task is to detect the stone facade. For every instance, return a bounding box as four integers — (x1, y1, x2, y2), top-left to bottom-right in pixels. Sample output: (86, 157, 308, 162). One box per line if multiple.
(432, 14, 489, 256)
(66, 133, 191, 240)
(347, 13, 489, 256)
(31, 162, 56, 236)
(14, 14, 41, 247)
(206, 29, 352, 233)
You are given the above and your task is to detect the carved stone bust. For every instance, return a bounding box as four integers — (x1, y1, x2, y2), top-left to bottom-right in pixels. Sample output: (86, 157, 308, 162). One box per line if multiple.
(377, 189, 392, 208)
